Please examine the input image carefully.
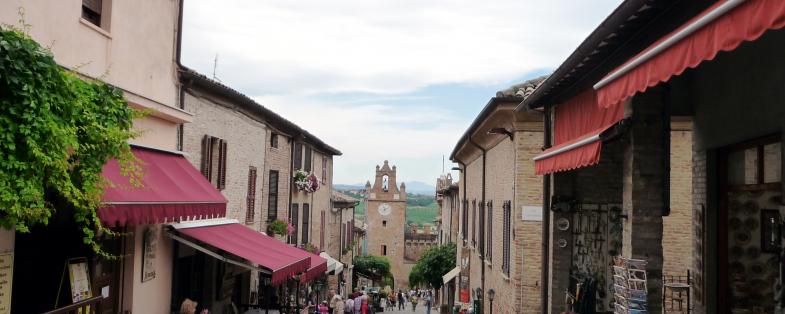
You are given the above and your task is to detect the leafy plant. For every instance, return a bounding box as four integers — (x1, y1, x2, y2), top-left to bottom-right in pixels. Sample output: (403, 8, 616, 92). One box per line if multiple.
(409, 243, 456, 289)
(0, 26, 141, 256)
(266, 219, 288, 236)
(353, 255, 391, 280)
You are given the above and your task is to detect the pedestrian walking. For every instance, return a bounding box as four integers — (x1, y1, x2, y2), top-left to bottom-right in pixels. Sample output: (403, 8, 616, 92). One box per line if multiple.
(410, 294, 418, 312)
(344, 294, 354, 314)
(353, 292, 363, 314)
(397, 290, 406, 311)
(424, 292, 432, 314)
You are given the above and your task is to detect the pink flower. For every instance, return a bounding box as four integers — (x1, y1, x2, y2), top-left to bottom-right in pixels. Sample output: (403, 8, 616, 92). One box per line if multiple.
(287, 221, 295, 235)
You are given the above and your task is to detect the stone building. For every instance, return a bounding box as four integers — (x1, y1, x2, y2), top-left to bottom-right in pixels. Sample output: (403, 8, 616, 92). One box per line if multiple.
(329, 191, 360, 296)
(449, 77, 546, 314)
(436, 174, 460, 246)
(364, 161, 412, 288)
(0, 1, 200, 313)
(519, 1, 785, 313)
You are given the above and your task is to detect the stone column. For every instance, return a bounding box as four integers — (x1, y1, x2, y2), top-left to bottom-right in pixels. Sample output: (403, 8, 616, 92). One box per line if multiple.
(622, 88, 667, 313)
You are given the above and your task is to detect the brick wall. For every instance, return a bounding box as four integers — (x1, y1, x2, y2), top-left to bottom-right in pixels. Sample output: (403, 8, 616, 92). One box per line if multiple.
(260, 130, 291, 233)
(182, 91, 266, 230)
(692, 149, 707, 313)
(663, 128, 693, 277)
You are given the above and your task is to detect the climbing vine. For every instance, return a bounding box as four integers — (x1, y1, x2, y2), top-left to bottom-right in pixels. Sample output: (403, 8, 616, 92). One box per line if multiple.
(0, 26, 142, 256)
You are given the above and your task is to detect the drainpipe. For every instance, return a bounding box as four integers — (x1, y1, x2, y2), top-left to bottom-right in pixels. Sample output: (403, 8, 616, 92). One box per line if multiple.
(541, 106, 552, 314)
(469, 138, 486, 312)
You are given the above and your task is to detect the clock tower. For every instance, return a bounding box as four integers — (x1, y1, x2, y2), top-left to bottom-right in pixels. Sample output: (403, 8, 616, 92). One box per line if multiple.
(364, 160, 410, 288)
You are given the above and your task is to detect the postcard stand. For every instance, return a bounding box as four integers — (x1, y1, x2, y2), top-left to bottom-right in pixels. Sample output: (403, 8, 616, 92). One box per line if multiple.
(613, 257, 648, 314)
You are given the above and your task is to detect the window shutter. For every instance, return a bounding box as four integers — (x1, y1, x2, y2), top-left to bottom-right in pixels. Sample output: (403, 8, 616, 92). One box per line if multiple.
(322, 156, 328, 184)
(472, 200, 477, 246)
(304, 147, 312, 172)
(479, 201, 485, 255)
(290, 204, 299, 245)
(267, 171, 279, 221)
(486, 201, 493, 262)
(294, 143, 303, 171)
(200, 135, 212, 179)
(218, 140, 228, 190)
(320, 211, 325, 249)
(246, 166, 257, 223)
(301, 203, 310, 245)
(502, 201, 511, 276)
(349, 220, 354, 246)
(83, 0, 102, 12)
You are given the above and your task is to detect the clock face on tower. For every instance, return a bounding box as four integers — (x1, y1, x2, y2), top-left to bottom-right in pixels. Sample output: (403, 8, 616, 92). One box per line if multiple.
(377, 203, 392, 216)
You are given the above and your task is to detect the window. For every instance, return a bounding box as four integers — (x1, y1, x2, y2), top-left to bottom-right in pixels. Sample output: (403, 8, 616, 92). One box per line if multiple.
(267, 171, 279, 221)
(472, 199, 477, 246)
(727, 139, 781, 186)
(322, 156, 328, 184)
(270, 133, 279, 148)
(341, 222, 345, 249)
(320, 211, 325, 249)
(301, 203, 310, 245)
(486, 201, 493, 262)
(382, 175, 389, 192)
(381, 245, 387, 256)
(479, 200, 485, 256)
(289, 204, 299, 245)
(245, 166, 257, 224)
(382, 220, 387, 227)
(294, 143, 303, 170)
(462, 200, 468, 242)
(304, 147, 312, 172)
(502, 201, 512, 277)
(200, 135, 227, 190)
(82, 0, 102, 26)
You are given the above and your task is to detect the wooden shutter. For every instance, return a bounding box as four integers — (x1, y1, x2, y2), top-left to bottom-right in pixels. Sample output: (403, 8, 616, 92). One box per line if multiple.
(472, 200, 476, 246)
(486, 201, 493, 262)
(320, 211, 325, 249)
(294, 143, 303, 170)
(267, 171, 279, 221)
(200, 135, 212, 179)
(322, 156, 328, 184)
(246, 166, 257, 223)
(290, 204, 299, 245)
(218, 140, 228, 190)
(304, 147, 312, 172)
(479, 201, 485, 255)
(503, 201, 511, 276)
(301, 203, 310, 245)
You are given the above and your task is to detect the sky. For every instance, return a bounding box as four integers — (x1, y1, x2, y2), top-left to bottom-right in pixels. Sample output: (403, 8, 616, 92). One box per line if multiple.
(181, 0, 622, 185)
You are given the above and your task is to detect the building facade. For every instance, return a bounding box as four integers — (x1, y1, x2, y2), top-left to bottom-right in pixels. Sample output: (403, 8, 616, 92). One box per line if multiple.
(364, 161, 411, 288)
(450, 78, 546, 314)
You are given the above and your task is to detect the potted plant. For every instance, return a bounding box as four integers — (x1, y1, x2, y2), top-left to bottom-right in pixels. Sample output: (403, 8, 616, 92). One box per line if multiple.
(267, 220, 288, 240)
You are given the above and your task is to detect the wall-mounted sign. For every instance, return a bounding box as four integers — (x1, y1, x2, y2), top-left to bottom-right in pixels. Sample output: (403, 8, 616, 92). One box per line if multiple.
(142, 225, 159, 282)
(0, 252, 13, 314)
(522, 205, 542, 221)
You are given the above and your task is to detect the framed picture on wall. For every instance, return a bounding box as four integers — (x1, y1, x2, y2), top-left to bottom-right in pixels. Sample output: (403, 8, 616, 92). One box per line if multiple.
(761, 209, 781, 253)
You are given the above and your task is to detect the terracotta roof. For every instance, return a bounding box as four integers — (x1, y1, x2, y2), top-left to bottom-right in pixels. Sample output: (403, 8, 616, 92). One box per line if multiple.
(495, 75, 549, 98)
(179, 66, 342, 156)
(332, 191, 359, 203)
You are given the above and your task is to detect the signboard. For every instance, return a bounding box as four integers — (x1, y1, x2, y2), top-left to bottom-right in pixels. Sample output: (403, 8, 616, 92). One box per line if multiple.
(0, 253, 13, 314)
(522, 205, 542, 221)
(68, 260, 92, 302)
(142, 225, 159, 282)
(459, 247, 471, 303)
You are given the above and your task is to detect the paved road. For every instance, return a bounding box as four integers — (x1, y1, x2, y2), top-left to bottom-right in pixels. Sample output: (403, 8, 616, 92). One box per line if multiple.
(373, 301, 433, 314)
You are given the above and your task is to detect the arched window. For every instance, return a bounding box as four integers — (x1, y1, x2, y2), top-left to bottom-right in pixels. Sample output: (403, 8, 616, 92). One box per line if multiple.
(382, 175, 389, 191)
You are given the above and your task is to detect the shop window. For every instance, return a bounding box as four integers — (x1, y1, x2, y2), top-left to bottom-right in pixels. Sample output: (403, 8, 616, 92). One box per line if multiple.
(267, 171, 279, 221)
(200, 135, 227, 190)
(726, 138, 781, 187)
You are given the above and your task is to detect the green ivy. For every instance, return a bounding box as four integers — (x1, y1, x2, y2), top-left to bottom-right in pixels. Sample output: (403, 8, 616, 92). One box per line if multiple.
(409, 243, 456, 289)
(0, 26, 141, 256)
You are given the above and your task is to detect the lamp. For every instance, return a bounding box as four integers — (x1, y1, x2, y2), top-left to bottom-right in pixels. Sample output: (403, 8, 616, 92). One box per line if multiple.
(487, 127, 513, 140)
(487, 289, 495, 314)
(451, 167, 462, 172)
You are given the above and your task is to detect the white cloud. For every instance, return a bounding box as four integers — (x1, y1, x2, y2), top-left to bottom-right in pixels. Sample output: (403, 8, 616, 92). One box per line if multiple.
(181, 0, 622, 184)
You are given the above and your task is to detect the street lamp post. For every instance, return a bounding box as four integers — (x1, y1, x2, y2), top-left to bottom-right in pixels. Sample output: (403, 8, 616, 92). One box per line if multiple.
(487, 289, 495, 314)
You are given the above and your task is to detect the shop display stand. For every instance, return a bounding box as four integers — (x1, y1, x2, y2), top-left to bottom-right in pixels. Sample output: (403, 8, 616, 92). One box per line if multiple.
(613, 257, 648, 314)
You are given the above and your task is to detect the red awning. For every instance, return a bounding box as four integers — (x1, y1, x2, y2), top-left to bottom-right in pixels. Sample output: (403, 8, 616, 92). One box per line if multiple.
(99, 146, 227, 227)
(596, 0, 785, 108)
(301, 253, 328, 283)
(174, 221, 311, 285)
(534, 89, 624, 175)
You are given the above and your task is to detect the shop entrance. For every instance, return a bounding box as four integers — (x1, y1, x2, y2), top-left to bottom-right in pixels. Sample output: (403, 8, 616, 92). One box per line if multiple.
(718, 135, 782, 313)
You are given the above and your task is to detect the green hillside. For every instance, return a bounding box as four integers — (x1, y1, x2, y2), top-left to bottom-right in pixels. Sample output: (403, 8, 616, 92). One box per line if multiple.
(342, 191, 438, 227)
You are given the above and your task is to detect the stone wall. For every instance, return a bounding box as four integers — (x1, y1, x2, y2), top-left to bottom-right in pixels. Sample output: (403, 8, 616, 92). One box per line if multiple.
(182, 91, 266, 231)
(663, 126, 694, 277)
(260, 130, 291, 232)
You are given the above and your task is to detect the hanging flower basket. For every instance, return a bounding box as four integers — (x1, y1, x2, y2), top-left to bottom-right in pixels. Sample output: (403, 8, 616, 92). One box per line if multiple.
(293, 170, 320, 193)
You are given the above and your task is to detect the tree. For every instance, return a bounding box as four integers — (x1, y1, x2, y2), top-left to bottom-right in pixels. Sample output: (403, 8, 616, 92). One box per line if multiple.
(353, 255, 391, 281)
(0, 26, 140, 255)
(410, 243, 456, 290)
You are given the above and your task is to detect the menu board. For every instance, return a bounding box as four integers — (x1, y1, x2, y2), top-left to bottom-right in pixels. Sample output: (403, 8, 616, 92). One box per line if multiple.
(0, 253, 13, 314)
(68, 260, 92, 302)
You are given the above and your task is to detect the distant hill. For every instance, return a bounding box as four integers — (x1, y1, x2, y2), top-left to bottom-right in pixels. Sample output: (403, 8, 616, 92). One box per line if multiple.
(334, 181, 435, 195)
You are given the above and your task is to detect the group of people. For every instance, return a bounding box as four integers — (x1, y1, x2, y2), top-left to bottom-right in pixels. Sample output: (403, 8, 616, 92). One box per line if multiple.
(385, 289, 434, 313)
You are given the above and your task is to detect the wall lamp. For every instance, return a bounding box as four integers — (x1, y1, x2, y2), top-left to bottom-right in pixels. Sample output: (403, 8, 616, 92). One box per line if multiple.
(451, 167, 462, 172)
(487, 127, 513, 140)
